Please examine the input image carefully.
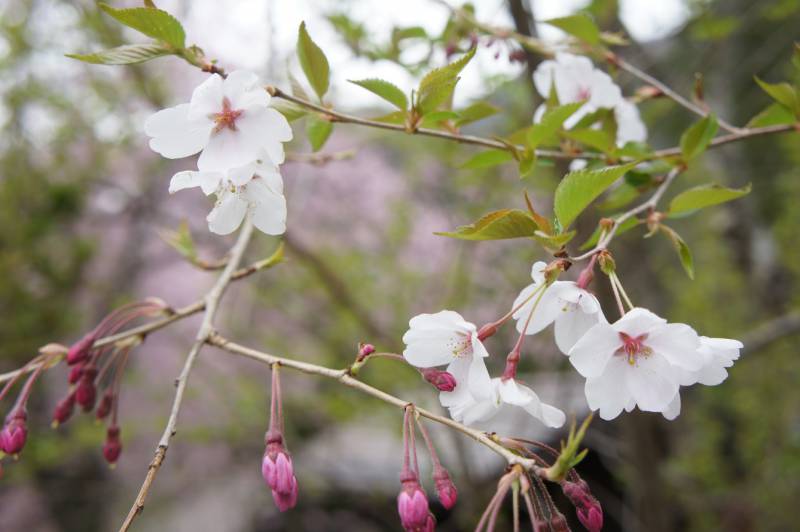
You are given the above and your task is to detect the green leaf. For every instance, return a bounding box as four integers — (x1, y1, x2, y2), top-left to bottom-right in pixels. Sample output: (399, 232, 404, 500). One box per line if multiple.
(158, 221, 196, 261)
(372, 111, 407, 125)
(668, 183, 751, 215)
(66, 43, 171, 65)
(562, 128, 615, 153)
(455, 101, 499, 126)
(99, 4, 185, 49)
(460, 150, 514, 169)
(533, 230, 576, 251)
(518, 152, 536, 178)
(349, 78, 408, 110)
(435, 209, 539, 241)
(754, 77, 800, 115)
(306, 116, 333, 152)
(746, 102, 796, 127)
(579, 216, 639, 250)
(415, 48, 476, 115)
(297, 21, 331, 100)
(272, 100, 307, 122)
(528, 102, 585, 149)
(660, 226, 694, 279)
(554, 162, 637, 228)
(679, 114, 718, 162)
(543, 14, 601, 45)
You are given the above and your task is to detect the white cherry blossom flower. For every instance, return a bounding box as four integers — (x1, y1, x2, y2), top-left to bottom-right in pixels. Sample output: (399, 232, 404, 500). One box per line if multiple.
(402, 310, 493, 403)
(444, 377, 565, 428)
(568, 308, 702, 420)
(614, 99, 647, 145)
(533, 53, 623, 128)
(661, 336, 742, 420)
(512, 261, 605, 354)
(169, 159, 286, 236)
(145, 70, 292, 172)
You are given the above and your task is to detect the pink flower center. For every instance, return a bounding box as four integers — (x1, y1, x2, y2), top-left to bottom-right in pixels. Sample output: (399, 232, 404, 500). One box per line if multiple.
(212, 97, 244, 133)
(447, 332, 473, 358)
(576, 86, 592, 100)
(617, 332, 652, 365)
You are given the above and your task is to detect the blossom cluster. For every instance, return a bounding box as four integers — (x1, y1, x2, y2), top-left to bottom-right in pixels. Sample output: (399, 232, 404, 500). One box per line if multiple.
(145, 71, 293, 236)
(403, 260, 742, 424)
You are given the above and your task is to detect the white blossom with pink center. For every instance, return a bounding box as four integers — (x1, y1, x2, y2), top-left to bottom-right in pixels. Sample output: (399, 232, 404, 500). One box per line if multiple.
(444, 377, 566, 428)
(169, 158, 286, 236)
(144, 70, 292, 172)
(512, 261, 606, 354)
(402, 310, 493, 406)
(568, 307, 704, 420)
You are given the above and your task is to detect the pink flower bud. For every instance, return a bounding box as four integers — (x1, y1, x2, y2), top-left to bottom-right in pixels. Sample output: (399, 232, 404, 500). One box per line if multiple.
(271, 477, 298, 512)
(398, 472, 430, 531)
(52, 392, 76, 427)
(576, 264, 595, 290)
(67, 364, 84, 385)
(103, 425, 122, 466)
(67, 333, 95, 365)
(0, 409, 28, 455)
(562, 480, 603, 532)
(96, 390, 113, 420)
(477, 322, 498, 341)
(420, 368, 457, 392)
(549, 513, 570, 532)
(433, 467, 457, 510)
(75, 366, 98, 412)
(357, 343, 375, 361)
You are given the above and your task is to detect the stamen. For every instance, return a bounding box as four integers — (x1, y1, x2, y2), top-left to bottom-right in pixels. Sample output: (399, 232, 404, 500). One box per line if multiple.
(212, 97, 244, 133)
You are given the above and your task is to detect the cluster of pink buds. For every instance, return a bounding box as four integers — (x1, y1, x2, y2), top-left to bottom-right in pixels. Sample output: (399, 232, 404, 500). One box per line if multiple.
(53, 298, 169, 467)
(0, 343, 66, 473)
(261, 364, 298, 512)
(396, 406, 459, 531)
(561, 478, 603, 532)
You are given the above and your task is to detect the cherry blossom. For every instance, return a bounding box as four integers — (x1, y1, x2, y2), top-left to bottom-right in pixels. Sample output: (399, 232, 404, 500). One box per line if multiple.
(402, 310, 493, 402)
(169, 159, 286, 236)
(512, 261, 605, 354)
(568, 308, 703, 420)
(444, 377, 565, 428)
(144, 70, 292, 172)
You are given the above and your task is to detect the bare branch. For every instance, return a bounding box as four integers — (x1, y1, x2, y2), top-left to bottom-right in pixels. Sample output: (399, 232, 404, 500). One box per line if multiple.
(119, 219, 255, 532)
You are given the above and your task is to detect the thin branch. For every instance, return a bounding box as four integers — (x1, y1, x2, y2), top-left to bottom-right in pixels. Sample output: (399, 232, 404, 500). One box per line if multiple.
(119, 219, 255, 532)
(741, 311, 800, 355)
(205, 333, 544, 475)
(612, 56, 741, 134)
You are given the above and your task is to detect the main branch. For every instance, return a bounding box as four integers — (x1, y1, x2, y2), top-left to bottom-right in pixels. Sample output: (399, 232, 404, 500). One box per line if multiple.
(119, 219, 255, 532)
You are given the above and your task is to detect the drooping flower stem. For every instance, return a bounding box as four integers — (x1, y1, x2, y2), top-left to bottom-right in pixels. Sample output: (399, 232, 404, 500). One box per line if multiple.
(0, 355, 42, 404)
(608, 271, 626, 318)
(479, 283, 546, 340)
(269, 363, 284, 436)
(503, 286, 547, 380)
(611, 272, 635, 311)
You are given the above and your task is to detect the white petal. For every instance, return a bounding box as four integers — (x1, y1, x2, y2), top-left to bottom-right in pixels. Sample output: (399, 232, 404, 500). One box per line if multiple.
(532, 60, 557, 99)
(554, 304, 602, 354)
(255, 161, 284, 194)
(585, 356, 630, 420)
(207, 192, 247, 235)
(647, 323, 702, 371)
(626, 354, 679, 412)
(168, 170, 222, 195)
(615, 99, 647, 145)
(247, 179, 286, 235)
(695, 363, 728, 386)
(228, 162, 258, 187)
(613, 307, 666, 336)
(144, 104, 212, 159)
(568, 322, 620, 378)
(497, 379, 533, 406)
(661, 393, 681, 420)
(223, 70, 260, 106)
(466, 355, 493, 401)
(530, 261, 547, 283)
(587, 70, 622, 108)
(514, 286, 562, 336)
(188, 74, 224, 121)
(198, 128, 258, 173)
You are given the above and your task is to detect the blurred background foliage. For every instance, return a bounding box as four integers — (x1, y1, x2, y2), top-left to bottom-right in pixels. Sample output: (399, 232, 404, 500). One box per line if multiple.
(1, 0, 799, 531)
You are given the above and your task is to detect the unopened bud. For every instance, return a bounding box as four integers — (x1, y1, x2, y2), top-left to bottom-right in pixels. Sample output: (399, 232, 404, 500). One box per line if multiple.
(397, 472, 430, 531)
(52, 392, 76, 427)
(433, 467, 458, 509)
(599, 218, 615, 232)
(0, 409, 28, 455)
(549, 512, 570, 532)
(562, 480, 603, 532)
(646, 211, 665, 234)
(262, 431, 299, 511)
(39, 343, 68, 359)
(477, 322, 498, 341)
(96, 390, 114, 420)
(68, 364, 84, 385)
(102, 425, 122, 466)
(67, 333, 95, 366)
(75, 366, 98, 412)
(597, 250, 616, 275)
(576, 263, 595, 290)
(634, 85, 663, 100)
(357, 343, 375, 362)
(272, 480, 299, 512)
(420, 368, 457, 392)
